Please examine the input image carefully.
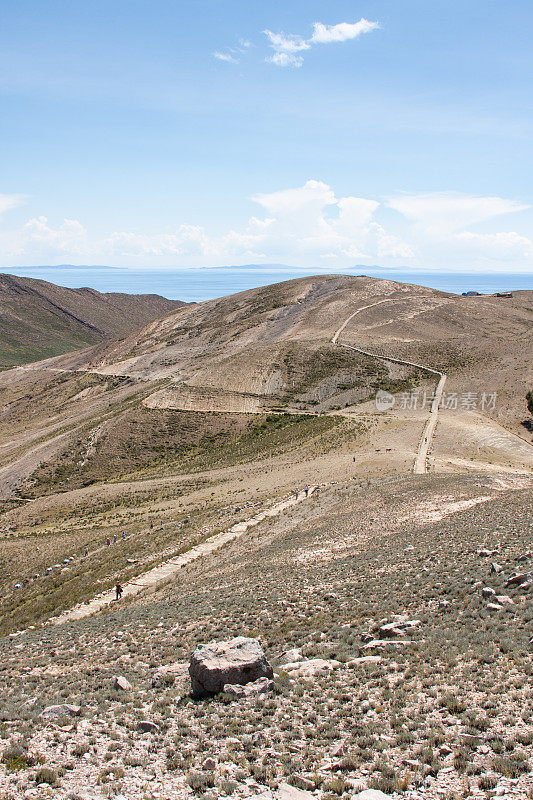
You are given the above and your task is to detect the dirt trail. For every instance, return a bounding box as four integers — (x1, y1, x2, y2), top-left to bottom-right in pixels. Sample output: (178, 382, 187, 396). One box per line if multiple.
(49, 486, 317, 625)
(331, 298, 446, 474)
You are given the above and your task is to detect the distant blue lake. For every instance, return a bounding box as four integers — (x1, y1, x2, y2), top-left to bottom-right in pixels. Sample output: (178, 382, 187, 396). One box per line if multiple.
(1, 265, 531, 303)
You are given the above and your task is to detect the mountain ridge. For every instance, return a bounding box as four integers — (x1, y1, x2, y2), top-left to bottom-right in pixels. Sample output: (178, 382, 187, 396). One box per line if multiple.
(0, 272, 187, 369)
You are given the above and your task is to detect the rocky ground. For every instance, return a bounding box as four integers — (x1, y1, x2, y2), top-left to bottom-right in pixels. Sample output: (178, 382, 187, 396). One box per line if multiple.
(0, 473, 531, 800)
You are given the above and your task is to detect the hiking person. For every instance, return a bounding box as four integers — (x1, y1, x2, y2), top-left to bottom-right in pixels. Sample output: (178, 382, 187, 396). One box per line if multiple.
(115, 583, 123, 601)
(304, 485, 309, 497)
(113, 534, 117, 544)
(106, 537, 111, 546)
(122, 531, 126, 540)
(84, 546, 88, 557)
(295, 488, 299, 500)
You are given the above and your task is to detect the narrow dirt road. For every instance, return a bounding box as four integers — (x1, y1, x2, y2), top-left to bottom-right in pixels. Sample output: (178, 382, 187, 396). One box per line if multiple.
(332, 298, 446, 474)
(49, 486, 317, 625)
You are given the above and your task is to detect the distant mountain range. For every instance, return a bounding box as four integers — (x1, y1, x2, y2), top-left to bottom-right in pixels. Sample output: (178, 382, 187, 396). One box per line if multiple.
(0, 273, 186, 369)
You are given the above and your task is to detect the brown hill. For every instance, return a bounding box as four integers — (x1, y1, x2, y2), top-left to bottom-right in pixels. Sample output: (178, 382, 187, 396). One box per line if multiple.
(0, 272, 187, 368)
(60, 275, 532, 430)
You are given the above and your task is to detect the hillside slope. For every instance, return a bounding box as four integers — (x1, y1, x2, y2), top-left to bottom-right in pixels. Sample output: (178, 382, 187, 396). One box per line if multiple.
(0, 273, 186, 368)
(58, 274, 532, 431)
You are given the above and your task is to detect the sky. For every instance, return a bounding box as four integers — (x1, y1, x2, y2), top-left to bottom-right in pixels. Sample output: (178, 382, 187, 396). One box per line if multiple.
(1, 0, 532, 273)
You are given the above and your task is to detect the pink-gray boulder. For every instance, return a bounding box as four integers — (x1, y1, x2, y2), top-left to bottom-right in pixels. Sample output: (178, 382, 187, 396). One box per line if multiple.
(189, 636, 273, 697)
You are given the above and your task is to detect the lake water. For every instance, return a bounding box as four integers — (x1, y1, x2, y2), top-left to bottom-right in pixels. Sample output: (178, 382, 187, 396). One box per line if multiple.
(1, 265, 531, 302)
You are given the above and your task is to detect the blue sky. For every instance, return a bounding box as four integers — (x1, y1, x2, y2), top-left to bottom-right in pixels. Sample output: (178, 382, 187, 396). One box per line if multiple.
(1, 0, 532, 272)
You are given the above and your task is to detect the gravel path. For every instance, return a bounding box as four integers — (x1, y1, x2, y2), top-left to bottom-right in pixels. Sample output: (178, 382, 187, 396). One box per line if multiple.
(331, 297, 446, 474)
(49, 486, 317, 625)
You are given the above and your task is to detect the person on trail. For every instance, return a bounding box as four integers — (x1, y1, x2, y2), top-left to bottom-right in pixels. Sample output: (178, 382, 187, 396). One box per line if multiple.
(353, 456, 356, 462)
(84, 546, 88, 557)
(304, 485, 309, 497)
(295, 488, 299, 500)
(150, 521, 153, 529)
(122, 531, 126, 540)
(115, 583, 123, 601)
(106, 537, 111, 547)
(113, 534, 117, 544)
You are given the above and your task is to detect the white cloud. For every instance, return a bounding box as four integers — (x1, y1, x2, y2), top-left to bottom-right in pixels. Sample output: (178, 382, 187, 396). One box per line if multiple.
(0, 193, 26, 215)
(268, 52, 305, 68)
(455, 230, 532, 260)
(310, 19, 379, 44)
(2, 184, 531, 271)
(264, 18, 378, 67)
(213, 51, 238, 64)
(24, 216, 89, 253)
(263, 30, 310, 54)
(387, 191, 529, 237)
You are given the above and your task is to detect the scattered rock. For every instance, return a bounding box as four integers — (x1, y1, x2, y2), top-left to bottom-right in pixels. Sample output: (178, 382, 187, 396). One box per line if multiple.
(282, 658, 340, 677)
(478, 548, 497, 557)
(202, 757, 216, 770)
(151, 660, 188, 688)
(347, 655, 382, 666)
(223, 676, 273, 698)
(491, 562, 503, 573)
(41, 704, 81, 718)
(495, 595, 514, 605)
(113, 675, 132, 691)
(189, 636, 273, 697)
(278, 648, 301, 665)
(277, 781, 315, 800)
(137, 720, 158, 733)
(482, 587, 496, 598)
(487, 603, 503, 611)
(353, 790, 393, 800)
(506, 572, 531, 587)
(363, 639, 412, 650)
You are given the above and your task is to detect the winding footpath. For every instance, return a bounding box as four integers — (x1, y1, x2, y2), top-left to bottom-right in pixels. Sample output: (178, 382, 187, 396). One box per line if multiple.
(49, 487, 317, 625)
(331, 298, 446, 474)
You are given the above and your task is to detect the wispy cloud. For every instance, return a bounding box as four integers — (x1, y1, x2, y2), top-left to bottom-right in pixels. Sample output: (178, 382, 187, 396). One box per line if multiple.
(264, 18, 379, 67)
(213, 51, 239, 64)
(0, 193, 27, 216)
(213, 39, 252, 65)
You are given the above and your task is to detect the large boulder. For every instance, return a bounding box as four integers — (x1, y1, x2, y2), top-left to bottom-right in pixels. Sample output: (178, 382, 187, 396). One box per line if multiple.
(189, 637, 273, 697)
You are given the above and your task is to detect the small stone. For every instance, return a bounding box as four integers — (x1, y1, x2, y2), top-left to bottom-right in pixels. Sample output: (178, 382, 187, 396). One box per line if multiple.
(137, 720, 158, 733)
(277, 781, 315, 800)
(354, 790, 393, 800)
(491, 562, 503, 573)
(223, 677, 273, 698)
(278, 648, 302, 665)
(481, 587, 496, 598)
(495, 595, 514, 605)
(202, 757, 216, 770)
(282, 658, 340, 677)
(41, 704, 81, 718)
(114, 675, 132, 691)
(506, 572, 531, 587)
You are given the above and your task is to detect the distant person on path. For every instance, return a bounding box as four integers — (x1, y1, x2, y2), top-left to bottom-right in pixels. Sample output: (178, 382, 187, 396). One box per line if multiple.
(113, 534, 117, 544)
(353, 456, 356, 462)
(106, 537, 111, 547)
(115, 583, 123, 601)
(122, 531, 126, 540)
(304, 485, 309, 497)
(84, 546, 88, 557)
(295, 488, 299, 500)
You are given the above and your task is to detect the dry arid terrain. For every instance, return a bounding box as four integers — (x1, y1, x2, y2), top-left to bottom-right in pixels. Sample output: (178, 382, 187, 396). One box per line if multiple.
(0, 275, 531, 800)
(0, 273, 185, 369)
